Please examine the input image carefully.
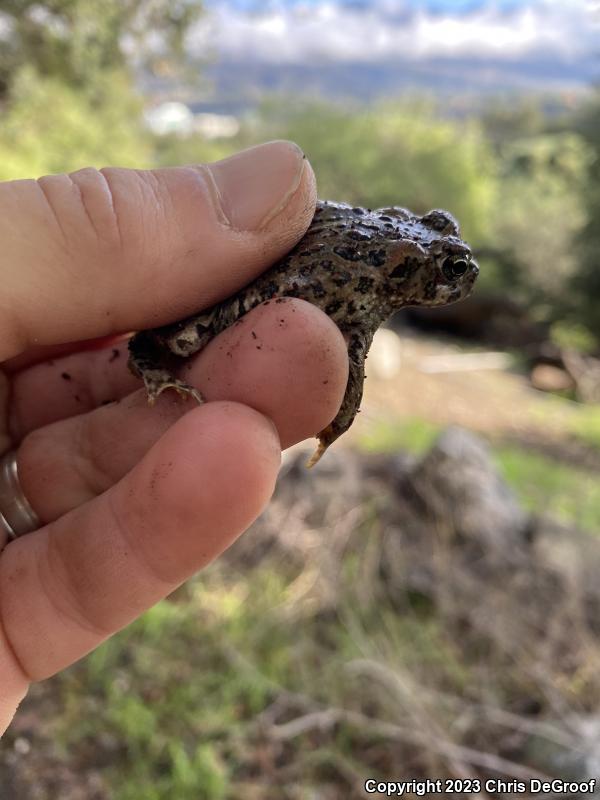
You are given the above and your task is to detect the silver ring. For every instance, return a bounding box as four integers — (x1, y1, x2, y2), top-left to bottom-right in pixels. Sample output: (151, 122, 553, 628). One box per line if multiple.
(0, 450, 40, 543)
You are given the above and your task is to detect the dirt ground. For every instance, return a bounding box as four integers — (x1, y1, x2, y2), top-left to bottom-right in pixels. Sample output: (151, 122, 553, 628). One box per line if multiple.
(345, 330, 600, 470)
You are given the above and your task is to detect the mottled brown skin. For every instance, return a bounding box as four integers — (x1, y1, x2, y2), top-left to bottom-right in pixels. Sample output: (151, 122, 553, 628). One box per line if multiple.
(129, 200, 479, 466)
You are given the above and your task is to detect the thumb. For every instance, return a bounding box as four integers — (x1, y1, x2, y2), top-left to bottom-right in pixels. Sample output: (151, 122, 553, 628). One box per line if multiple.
(0, 141, 316, 360)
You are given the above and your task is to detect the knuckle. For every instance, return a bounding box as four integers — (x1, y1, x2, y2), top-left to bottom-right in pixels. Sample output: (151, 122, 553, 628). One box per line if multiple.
(68, 167, 124, 252)
(34, 169, 124, 255)
(97, 167, 180, 272)
(44, 530, 112, 641)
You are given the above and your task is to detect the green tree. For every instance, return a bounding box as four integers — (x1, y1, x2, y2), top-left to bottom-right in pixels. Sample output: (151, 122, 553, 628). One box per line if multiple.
(0, 67, 149, 179)
(484, 132, 592, 313)
(0, 0, 203, 177)
(0, 0, 202, 99)
(260, 99, 497, 245)
(572, 91, 600, 342)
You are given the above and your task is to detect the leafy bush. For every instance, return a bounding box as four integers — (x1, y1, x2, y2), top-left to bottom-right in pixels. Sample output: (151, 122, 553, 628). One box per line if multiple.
(259, 100, 497, 245)
(486, 132, 592, 313)
(571, 92, 600, 341)
(0, 67, 150, 179)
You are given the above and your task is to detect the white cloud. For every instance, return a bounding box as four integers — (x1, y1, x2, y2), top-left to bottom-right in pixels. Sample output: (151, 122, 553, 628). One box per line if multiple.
(188, 0, 599, 63)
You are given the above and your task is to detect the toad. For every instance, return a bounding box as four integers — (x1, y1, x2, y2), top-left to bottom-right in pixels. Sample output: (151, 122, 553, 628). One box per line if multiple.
(129, 201, 479, 466)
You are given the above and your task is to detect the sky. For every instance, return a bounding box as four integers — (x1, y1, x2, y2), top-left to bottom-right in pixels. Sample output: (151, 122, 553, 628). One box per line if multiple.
(195, 0, 600, 65)
(211, 0, 528, 10)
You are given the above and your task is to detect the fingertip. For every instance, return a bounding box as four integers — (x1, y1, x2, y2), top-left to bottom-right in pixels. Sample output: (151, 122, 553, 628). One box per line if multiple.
(206, 140, 316, 234)
(114, 401, 281, 583)
(161, 400, 281, 518)
(263, 298, 348, 447)
(261, 142, 317, 240)
(189, 297, 349, 449)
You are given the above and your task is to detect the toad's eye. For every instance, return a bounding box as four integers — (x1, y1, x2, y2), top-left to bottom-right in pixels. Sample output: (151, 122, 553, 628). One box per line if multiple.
(442, 255, 469, 281)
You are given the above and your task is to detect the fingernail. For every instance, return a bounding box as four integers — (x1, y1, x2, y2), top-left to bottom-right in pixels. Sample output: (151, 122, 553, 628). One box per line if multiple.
(205, 141, 306, 231)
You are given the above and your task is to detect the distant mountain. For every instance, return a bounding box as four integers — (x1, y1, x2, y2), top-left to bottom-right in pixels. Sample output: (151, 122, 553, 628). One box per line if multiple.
(200, 54, 597, 110)
(142, 54, 596, 119)
(143, 1, 599, 113)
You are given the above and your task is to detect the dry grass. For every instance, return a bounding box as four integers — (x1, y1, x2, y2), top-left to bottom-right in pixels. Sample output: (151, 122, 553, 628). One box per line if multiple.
(3, 334, 600, 799)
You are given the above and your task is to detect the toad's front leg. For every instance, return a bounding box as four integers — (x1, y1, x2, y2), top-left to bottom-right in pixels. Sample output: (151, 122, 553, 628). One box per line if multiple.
(307, 327, 374, 468)
(128, 330, 205, 405)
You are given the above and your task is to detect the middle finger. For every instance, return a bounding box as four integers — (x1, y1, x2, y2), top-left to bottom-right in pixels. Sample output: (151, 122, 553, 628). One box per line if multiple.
(13, 299, 348, 523)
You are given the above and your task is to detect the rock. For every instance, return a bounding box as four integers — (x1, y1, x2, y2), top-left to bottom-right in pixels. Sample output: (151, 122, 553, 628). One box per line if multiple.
(524, 714, 600, 795)
(530, 364, 575, 393)
(403, 427, 531, 562)
(530, 515, 600, 637)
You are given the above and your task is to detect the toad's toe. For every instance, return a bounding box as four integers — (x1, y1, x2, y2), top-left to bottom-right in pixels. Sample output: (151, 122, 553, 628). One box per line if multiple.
(142, 370, 205, 406)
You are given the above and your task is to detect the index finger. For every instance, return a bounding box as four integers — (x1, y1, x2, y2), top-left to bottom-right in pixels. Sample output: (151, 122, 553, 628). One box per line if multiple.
(0, 141, 316, 361)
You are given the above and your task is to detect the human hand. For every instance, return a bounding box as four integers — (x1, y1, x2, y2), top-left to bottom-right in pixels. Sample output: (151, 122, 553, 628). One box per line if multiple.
(0, 141, 348, 733)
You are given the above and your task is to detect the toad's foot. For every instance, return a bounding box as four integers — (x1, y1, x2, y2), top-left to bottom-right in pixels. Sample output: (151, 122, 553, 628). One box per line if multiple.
(141, 368, 205, 406)
(306, 327, 373, 469)
(128, 331, 205, 405)
(306, 435, 330, 469)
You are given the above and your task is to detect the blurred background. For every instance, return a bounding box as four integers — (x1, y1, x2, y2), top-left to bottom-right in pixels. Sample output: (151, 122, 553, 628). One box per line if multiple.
(1, 1, 600, 797)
